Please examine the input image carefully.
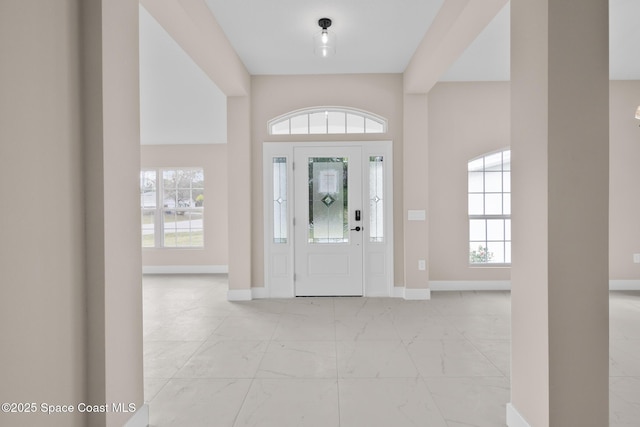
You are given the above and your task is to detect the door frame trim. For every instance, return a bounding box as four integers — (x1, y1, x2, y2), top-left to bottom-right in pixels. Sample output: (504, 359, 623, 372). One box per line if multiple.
(263, 141, 394, 298)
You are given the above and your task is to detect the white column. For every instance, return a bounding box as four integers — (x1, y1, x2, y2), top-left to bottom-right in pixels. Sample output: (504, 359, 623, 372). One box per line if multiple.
(83, 0, 145, 425)
(510, 1, 609, 426)
(227, 95, 253, 298)
(402, 93, 429, 298)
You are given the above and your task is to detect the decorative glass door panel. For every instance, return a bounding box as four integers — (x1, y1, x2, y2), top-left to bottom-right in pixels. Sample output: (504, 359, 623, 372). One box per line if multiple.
(308, 157, 349, 244)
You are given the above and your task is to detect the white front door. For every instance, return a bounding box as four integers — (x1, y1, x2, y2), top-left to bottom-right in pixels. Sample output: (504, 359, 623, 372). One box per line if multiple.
(294, 146, 363, 296)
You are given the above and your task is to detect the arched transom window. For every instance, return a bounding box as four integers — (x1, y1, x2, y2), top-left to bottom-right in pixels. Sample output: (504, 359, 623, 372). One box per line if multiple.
(268, 107, 387, 135)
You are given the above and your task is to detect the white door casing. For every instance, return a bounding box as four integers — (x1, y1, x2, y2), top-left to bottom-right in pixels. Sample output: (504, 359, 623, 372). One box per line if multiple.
(263, 141, 393, 298)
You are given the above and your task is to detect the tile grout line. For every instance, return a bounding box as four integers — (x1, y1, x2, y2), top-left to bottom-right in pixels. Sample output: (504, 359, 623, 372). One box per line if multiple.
(231, 304, 283, 427)
(334, 297, 343, 427)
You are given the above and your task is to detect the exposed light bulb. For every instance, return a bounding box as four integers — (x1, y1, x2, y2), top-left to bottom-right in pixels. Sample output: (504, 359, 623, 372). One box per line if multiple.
(315, 18, 334, 58)
(321, 30, 329, 45)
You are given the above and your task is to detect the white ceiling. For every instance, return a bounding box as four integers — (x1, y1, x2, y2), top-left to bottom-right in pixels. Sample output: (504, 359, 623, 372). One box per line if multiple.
(610, 0, 640, 80)
(204, 0, 444, 75)
(200, 0, 640, 80)
(439, 2, 510, 82)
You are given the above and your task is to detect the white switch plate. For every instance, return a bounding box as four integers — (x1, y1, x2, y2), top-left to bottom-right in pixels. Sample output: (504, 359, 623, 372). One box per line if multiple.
(408, 210, 426, 221)
(634, 254, 640, 264)
(418, 259, 426, 270)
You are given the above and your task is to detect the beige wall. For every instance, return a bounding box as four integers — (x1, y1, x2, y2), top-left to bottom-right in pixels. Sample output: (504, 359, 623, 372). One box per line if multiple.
(0, 2, 87, 426)
(427, 80, 640, 283)
(428, 82, 511, 281)
(251, 74, 405, 287)
(610, 80, 640, 280)
(141, 144, 229, 267)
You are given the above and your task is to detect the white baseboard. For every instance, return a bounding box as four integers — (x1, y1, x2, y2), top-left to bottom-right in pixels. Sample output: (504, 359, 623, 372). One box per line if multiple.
(392, 286, 430, 300)
(429, 280, 640, 292)
(610, 280, 640, 291)
(506, 403, 531, 427)
(142, 265, 228, 275)
(227, 289, 252, 301)
(430, 280, 511, 291)
(251, 287, 269, 299)
(124, 403, 149, 427)
(403, 287, 431, 300)
(392, 286, 405, 298)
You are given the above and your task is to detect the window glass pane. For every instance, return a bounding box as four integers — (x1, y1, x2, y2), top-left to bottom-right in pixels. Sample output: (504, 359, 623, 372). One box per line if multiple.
(485, 152, 503, 171)
(273, 157, 288, 244)
(290, 114, 308, 134)
(178, 211, 204, 246)
(468, 158, 484, 172)
(192, 170, 204, 189)
(487, 219, 505, 241)
(503, 171, 511, 192)
(365, 118, 384, 133)
(272, 119, 290, 135)
(485, 172, 502, 193)
(369, 156, 384, 243)
(175, 169, 201, 208)
(346, 113, 365, 133)
(503, 150, 511, 171)
(487, 241, 505, 263)
(141, 209, 155, 247)
(308, 157, 348, 243)
(327, 112, 346, 134)
(505, 242, 512, 263)
(470, 242, 491, 263)
(163, 170, 176, 188)
(309, 112, 326, 134)
(163, 170, 177, 211)
(468, 194, 484, 215)
(163, 209, 178, 247)
(503, 193, 511, 215)
(468, 172, 484, 193)
(140, 170, 157, 208)
(163, 209, 203, 248)
(505, 219, 511, 241)
(469, 219, 486, 241)
(485, 193, 503, 215)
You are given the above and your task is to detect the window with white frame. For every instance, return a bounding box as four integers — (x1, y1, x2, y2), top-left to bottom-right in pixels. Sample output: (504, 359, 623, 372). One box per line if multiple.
(140, 168, 204, 248)
(468, 149, 511, 265)
(268, 107, 387, 135)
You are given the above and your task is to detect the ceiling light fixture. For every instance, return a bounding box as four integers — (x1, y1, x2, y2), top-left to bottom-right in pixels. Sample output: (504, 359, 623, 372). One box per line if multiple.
(314, 18, 336, 58)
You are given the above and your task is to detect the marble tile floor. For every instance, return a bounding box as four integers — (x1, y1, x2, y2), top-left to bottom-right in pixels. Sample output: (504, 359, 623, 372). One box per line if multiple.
(143, 274, 640, 427)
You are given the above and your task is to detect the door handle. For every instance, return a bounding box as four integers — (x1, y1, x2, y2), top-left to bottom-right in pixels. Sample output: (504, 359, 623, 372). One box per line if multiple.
(350, 226, 362, 232)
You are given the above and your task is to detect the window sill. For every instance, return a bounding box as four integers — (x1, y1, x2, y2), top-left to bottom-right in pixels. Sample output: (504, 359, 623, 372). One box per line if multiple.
(468, 264, 511, 268)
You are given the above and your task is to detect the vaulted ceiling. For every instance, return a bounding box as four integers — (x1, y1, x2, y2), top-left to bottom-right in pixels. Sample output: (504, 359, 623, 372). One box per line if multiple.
(139, 0, 640, 144)
(200, 0, 639, 80)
